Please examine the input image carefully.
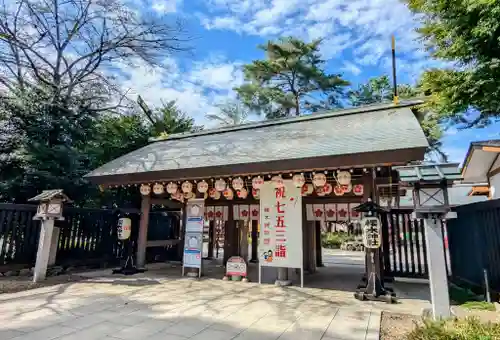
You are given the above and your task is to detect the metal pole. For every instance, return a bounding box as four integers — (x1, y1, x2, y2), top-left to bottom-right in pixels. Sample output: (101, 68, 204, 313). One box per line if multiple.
(391, 35, 399, 105)
(484, 268, 491, 303)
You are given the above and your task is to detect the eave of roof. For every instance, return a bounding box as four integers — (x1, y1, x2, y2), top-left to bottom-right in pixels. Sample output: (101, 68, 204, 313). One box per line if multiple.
(462, 139, 500, 174)
(85, 101, 429, 184)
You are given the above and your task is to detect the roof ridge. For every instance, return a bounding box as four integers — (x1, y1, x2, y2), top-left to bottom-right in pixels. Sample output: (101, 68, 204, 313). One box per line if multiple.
(149, 100, 424, 143)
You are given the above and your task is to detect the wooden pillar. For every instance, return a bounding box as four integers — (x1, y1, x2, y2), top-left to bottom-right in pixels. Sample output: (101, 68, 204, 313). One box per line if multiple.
(250, 220, 258, 263)
(308, 222, 317, 273)
(177, 212, 184, 261)
(363, 171, 374, 203)
(223, 204, 234, 265)
(208, 221, 214, 259)
(136, 195, 151, 268)
(315, 221, 323, 267)
(302, 205, 309, 272)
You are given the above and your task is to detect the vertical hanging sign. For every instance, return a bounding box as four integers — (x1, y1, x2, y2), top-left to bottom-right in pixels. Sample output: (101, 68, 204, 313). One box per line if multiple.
(182, 199, 204, 277)
(259, 180, 303, 285)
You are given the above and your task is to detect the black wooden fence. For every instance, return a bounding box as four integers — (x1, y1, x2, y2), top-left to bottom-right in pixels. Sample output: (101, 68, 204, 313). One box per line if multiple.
(0, 204, 40, 268)
(55, 207, 141, 267)
(380, 209, 430, 279)
(447, 199, 500, 293)
(0, 203, 143, 269)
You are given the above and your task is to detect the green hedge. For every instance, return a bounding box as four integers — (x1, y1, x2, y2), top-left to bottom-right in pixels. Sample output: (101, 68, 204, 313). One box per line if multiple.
(407, 317, 500, 339)
(321, 232, 355, 249)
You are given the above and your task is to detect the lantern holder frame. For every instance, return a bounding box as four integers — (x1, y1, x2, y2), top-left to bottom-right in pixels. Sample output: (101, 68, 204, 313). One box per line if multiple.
(352, 200, 397, 304)
(112, 211, 146, 276)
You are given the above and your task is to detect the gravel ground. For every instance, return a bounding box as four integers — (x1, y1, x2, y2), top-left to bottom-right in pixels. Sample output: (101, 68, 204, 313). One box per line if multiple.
(380, 312, 421, 340)
(0, 274, 85, 294)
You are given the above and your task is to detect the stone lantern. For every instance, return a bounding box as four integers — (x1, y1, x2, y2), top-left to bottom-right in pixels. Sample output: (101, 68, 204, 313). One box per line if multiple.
(29, 190, 71, 221)
(394, 163, 461, 319)
(28, 190, 72, 282)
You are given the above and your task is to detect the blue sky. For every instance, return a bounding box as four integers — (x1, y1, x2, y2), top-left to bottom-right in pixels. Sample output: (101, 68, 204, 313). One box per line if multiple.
(119, 0, 499, 164)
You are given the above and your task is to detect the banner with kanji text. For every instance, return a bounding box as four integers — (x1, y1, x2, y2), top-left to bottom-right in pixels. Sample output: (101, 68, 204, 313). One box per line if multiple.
(258, 180, 303, 268)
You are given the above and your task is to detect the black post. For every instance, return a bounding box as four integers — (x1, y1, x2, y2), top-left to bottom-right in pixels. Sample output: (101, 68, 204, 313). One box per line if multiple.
(208, 221, 214, 259)
(315, 222, 323, 267)
(250, 220, 258, 263)
(223, 204, 235, 265)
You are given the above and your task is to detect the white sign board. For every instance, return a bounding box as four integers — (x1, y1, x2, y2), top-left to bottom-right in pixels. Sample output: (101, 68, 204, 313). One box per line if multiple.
(186, 217, 204, 233)
(183, 233, 202, 268)
(258, 180, 303, 269)
(183, 199, 204, 277)
(362, 217, 382, 249)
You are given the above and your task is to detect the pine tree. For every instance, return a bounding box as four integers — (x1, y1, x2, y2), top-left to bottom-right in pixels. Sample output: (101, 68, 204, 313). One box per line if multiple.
(235, 37, 349, 119)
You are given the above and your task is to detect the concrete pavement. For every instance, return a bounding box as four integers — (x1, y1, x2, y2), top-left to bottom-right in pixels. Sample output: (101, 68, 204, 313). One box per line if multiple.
(0, 250, 431, 340)
(0, 273, 383, 340)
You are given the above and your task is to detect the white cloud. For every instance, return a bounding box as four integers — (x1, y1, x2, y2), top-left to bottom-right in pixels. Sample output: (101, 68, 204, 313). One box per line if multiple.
(114, 56, 245, 125)
(341, 61, 361, 76)
(151, 0, 180, 13)
(198, 0, 430, 66)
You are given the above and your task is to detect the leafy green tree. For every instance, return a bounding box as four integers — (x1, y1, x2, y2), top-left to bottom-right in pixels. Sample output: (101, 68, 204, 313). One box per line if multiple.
(0, 0, 189, 205)
(348, 76, 420, 106)
(0, 86, 96, 204)
(206, 100, 251, 126)
(349, 75, 446, 161)
(235, 37, 350, 119)
(141, 100, 202, 140)
(405, 0, 500, 127)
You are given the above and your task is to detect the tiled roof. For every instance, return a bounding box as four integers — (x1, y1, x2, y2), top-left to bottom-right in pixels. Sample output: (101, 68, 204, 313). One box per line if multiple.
(28, 189, 72, 203)
(394, 163, 462, 184)
(86, 102, 429, 178)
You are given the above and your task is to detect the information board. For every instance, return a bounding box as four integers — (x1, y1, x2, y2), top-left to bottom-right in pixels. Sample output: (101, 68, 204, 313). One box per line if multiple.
(182, 199, 204, 277)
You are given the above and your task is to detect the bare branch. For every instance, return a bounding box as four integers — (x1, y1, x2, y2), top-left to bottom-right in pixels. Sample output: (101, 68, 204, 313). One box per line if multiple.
(0, 0, 190, 113)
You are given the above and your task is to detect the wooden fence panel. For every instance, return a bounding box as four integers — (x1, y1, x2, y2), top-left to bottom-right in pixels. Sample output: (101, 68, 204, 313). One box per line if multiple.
(447, 199, 500, 292)
(381, 209, 431, 279)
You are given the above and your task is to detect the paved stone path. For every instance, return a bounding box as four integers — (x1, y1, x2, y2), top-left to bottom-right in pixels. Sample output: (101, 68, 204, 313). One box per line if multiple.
(0, 274, 385, 340)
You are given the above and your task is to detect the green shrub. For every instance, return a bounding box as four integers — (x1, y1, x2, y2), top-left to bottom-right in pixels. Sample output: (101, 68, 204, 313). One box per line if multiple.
(449, 284, 481, 304)
(321, 232, 355, 249)
(407, 317, 500, 340)
(461, 301, 496, 311)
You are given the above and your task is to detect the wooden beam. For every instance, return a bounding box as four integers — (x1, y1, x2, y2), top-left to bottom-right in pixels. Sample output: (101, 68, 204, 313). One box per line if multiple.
(482, 146, 500, 153)
(488, 167, 500, 178)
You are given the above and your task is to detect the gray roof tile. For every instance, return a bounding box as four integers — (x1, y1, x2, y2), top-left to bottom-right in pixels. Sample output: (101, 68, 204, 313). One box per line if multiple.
(86, 103, 429, 178)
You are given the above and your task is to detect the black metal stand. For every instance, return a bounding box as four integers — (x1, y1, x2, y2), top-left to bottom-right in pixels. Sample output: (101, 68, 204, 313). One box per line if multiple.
(352, 201, 396, 304)
(354, 248, 396, 303)
(112, 239, 145, 275)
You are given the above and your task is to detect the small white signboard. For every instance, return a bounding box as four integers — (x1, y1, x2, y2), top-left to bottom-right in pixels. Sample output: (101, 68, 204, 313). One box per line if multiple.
(226, 256, 247, 277)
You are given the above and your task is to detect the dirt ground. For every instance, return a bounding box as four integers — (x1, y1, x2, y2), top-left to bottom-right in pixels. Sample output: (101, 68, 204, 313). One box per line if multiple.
(380, 312, 421, 340)
(0, 274, 85, 294)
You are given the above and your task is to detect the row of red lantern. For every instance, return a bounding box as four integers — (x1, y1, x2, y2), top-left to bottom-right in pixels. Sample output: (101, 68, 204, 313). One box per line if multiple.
(138, 171, 355, 195)
(140, 181, 363, 199)
(139, 172, 362, 200)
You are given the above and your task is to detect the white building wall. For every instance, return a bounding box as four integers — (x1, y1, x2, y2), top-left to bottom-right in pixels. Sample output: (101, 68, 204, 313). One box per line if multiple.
(490, 173, 500, 199)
